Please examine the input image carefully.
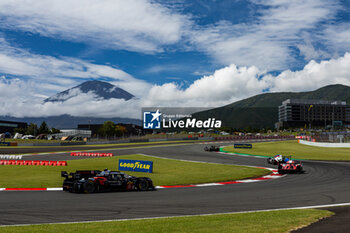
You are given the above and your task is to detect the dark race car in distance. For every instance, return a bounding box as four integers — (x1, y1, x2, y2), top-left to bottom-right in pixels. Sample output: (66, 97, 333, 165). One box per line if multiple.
(204, 145, 220, 152)
(278, 160, 304, 174)
(61, 169, 155, 193)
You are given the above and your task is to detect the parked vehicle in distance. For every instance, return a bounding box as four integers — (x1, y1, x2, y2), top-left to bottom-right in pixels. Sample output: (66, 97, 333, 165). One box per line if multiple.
(21, 135, 35, 139)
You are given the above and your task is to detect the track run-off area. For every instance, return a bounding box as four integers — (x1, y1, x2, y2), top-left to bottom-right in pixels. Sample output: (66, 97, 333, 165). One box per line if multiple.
(0, 139, 350, 227)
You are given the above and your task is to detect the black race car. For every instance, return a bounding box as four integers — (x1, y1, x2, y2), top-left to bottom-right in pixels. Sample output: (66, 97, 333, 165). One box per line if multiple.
(61, 169, 155, 193)
(278, 160, 304, 174)
(204, 145, 220, 152)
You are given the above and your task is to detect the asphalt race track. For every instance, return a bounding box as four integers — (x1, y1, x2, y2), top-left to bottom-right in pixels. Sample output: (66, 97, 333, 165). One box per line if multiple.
(0, 140, 197, 155)
(1, 140, 350, 228)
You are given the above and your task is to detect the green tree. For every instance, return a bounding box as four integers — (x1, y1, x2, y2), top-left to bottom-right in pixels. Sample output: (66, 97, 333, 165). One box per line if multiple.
(50, 128, 61, 134)
(14, 127, 26, 134)
(26, 123, 38, 136)
(38, 121, 50, 134)
(99, 121, 116, 138)
(115, 125, 127, 137)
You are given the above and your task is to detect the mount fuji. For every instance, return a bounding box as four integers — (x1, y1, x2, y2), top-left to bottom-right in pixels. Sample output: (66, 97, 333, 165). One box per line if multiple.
(44, 80, 134, 102)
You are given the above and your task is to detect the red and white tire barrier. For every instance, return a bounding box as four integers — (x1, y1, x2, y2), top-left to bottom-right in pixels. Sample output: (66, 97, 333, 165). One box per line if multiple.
(70, 152, 113, 157)
(0, 160, 67, 166)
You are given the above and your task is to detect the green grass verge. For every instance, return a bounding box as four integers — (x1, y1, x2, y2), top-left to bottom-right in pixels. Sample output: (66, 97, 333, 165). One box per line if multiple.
(0, 209, 333, 233)
(14, 143, 193, 155)
(0, 154, 269, 188)
(223, 140, 350, 161)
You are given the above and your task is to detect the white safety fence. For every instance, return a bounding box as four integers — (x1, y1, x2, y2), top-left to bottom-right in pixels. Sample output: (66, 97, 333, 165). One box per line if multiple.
(0, 155, 23, 160)
(299, 140, 350, 148)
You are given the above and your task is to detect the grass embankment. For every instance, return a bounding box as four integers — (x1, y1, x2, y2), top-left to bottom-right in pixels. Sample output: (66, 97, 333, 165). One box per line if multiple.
(223, 140, 350, 161)
(0, 154, 269, 188)
(0, 209, 333, 233)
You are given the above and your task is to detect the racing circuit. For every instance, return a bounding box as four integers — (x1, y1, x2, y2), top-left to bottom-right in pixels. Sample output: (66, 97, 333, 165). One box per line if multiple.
(1, 139, 350, 231)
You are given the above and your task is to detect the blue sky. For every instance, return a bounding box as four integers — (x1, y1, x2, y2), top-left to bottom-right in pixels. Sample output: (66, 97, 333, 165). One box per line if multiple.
(1, 0, 350, 118)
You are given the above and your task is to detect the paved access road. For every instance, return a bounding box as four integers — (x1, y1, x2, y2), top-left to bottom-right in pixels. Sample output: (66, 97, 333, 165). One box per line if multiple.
(1, 141, 350, 228)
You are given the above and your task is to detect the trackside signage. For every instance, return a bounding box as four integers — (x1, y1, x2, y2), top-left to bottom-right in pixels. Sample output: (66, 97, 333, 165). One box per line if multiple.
(234, 144, 253, 149)
(118, 159, 153, 173)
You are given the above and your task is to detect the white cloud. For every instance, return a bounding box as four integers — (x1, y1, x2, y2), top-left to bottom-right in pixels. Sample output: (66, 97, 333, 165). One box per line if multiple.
(0, 37, 150, 97)
(0, 1, 350, 119)
(190, 0, 339, 70)
(145, 64, 183, 74)
(0, 0, 190, 53)
(322, 23, 350, 54)
(296, 37, 330, 61)
(1, 53, 350, 118)
(142, 52, 350, 108)
(0, 37, 151, 118)
(271, 52, 350, 92)
(0, 87, 141, 118)
(0, 0, 346, 71)
(143, 65, 269, 107)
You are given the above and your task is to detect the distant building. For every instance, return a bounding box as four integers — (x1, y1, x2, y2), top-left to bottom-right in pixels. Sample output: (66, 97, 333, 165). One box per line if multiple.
(52, 129, 92, 139)
(277, 99, 350, 129)
(0, 120, 27, 134)
(77, 124, 102, 137)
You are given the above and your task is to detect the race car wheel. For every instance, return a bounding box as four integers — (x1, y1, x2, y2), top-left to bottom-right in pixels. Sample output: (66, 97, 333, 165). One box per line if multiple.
(72, 181, 79, 193)
(95, 183, 101, 192)
(84, 181, 95, 193)
(138, 179, 150, 191)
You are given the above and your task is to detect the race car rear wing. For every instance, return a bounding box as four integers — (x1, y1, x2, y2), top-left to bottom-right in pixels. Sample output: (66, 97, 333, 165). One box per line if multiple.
(61, 170, 101, 179)
(61, 171, 69, 178)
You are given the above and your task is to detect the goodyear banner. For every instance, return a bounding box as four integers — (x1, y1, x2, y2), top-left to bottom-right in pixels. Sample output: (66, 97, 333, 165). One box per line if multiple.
(234, 144, 252, 149)
(118, 159, 153, 173)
